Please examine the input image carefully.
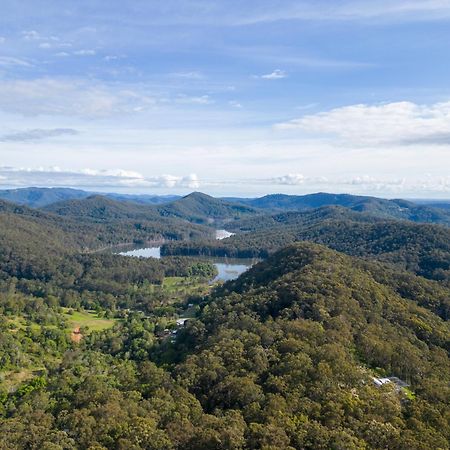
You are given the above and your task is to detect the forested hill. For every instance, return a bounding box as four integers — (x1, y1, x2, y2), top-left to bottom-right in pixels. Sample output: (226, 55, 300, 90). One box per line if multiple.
(0, 187, 181, 207)
(170, 243, 450, 448)
(162, 213, 450, 285)
(0, 187, 91, 207)
(43, 195, 214, 239)
(233, 192, 450, 226)
(44, 194, 163, 221)
(3, 195, 211, 247)
(226, 205, 382, 232)
(3, 187, 450, 226)
(1, 241, 448, 448)
(43, 192, 258, 225)
(0, 197, 213, 283)
(155, 192, 258, 224)
(0, 199, 104, 250)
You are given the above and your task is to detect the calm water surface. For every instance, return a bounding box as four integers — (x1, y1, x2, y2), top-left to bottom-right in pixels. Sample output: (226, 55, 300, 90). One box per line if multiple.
(118, 247, 161, 258)
(116, 229, 255, 282)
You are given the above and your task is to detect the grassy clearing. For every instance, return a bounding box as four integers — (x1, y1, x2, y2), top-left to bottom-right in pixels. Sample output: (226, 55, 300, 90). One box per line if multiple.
(0, 367, 46, 393)
(5, 316, 42, 332)
(1, 369, 33, 392)
(402, 387, 416, 400)
(161, 276, 211, 297)
(61, 308, 117, 333)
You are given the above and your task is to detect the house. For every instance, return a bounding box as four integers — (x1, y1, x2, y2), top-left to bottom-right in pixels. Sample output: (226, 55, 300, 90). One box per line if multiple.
(373, 376, 409, 390)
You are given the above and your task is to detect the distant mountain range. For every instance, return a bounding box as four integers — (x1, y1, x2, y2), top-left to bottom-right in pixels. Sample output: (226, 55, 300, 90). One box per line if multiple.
(227, 192, 450, 226)
(1, 187, 450, 227)
(0, 187, 181, 208)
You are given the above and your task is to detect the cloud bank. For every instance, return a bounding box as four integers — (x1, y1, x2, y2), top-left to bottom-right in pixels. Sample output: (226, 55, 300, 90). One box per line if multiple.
(276, 100, 450, 147)
(0, 167, 200, 190)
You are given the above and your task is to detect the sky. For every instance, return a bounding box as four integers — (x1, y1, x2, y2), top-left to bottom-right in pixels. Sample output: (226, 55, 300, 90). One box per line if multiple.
(1, 0, 450, 198)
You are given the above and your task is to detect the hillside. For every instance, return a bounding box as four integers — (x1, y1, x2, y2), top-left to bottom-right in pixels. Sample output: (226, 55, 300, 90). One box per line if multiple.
(43, 195, 213, 239)
(5, 188, 450, 226)
(43, 194, 161, 220)
(162, 211, 450, 285)
(169, 243, 450, 448)
(0, 197, 213, 282)
(1, 242, 448, 449)
(236, 192, 450, 226)
(0, 199, 103, 250)
(106, 193, 180, 205)
(0, 187, 91, 207)
(225, 205, 380, 232)
(0, 187, 183, 208)
(44, 192, 258, 226)
(155, 192, 258, 224)
(2, 187, 450, 227)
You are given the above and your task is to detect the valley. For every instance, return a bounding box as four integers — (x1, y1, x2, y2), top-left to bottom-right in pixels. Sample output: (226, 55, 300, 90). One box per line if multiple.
(0, 188, 448, 449)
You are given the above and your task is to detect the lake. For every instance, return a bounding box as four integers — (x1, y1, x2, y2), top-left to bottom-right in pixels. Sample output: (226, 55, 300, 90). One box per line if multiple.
(116, 229, 255, 282)
(215, 229, 235, 240)
(118, 247, 161, 258)
(117, 246, 256, 282)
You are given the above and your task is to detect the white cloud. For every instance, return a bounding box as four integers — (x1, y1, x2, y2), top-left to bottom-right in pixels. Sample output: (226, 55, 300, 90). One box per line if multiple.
(104, 55, 126, 61)
(233, 0, 450, 25)
(262, 173, 450, 195)
(275, 100, 450, 146)
(0, 128, 79, 142)
(260, 69, 287, 79)
(270, 173, 306, 185)
(150, 173, 200, 189)
(0, 166, 200, 190)
(228, 100, 242, 108)
(176, 94, 213, 104)
(170, 71, 204, 79)
(333, 175, 450, 195)
(0, 37, 6, 44)
(21, 30, 42, 41)
(73, 49, 96, 56)
(0, 78, 156, 117)
(0, 57, 32, 68)
(21, 30, 60, 42)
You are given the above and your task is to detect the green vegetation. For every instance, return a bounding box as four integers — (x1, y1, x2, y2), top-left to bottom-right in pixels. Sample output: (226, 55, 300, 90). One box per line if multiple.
(0, 243, 449, 449)
(162, 207, 450, 287)
(0, 187, 91, 208)
(61, 309, 117, 333)
(155, 192, 258, 224)
(237, 192, 450, 225)
(0, 193, 449, 449)
(0, 187, 181, 208)
(161, 276, 212, 297)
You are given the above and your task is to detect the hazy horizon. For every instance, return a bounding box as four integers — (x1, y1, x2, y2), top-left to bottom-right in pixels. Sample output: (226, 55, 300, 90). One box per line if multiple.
(1, 1, 450, 197)
(1, 185, 450, 202)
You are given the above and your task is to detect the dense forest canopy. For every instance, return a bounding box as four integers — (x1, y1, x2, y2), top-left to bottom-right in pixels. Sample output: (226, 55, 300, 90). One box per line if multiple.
(162, 208, 450, 286)
(2, 187, 450, 226)
(0, 191, 449, 449)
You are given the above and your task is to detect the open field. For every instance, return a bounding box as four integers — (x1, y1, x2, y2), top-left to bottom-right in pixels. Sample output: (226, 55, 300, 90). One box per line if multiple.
(61, 308, 117, 333)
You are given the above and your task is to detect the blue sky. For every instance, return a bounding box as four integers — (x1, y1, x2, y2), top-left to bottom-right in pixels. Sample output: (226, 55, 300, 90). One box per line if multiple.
(1, 0, 450, 197)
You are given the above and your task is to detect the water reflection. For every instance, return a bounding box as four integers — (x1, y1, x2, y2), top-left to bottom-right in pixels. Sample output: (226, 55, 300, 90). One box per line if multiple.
(116, 246, 257, 282)
(215, 229, 235, 240)
(213, 262, 249, 282)
(119, 247, 161, 258)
